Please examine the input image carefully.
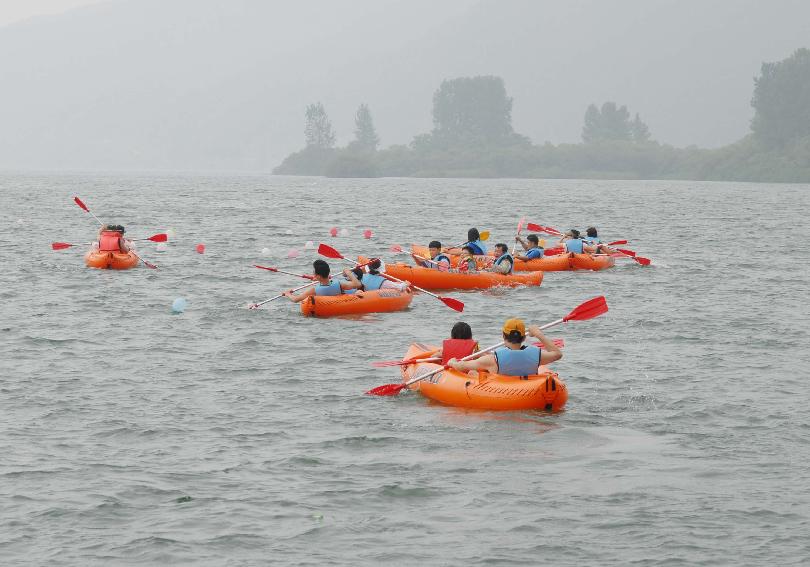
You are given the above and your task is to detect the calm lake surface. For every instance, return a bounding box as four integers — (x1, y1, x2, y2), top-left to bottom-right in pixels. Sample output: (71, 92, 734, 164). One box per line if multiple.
(1, 174, 808, 565)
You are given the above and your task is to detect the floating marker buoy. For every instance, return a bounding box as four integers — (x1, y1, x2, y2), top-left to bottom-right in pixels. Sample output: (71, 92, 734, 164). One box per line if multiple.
(285, 229, 293, 235)
(195, 244, 205, 254)
(167, 228, 176, 239)
(155, 243, 168, 252)
(329, 227, 338, 237)
(363, 229, 372, 239)
(16, 219, 24, 224)
(261, 247, 271, 256)
(339, 228, 349, 237)
(304, 241, 315, 250)
(287, 248, 300, 259)
(171, 297, 187, 313)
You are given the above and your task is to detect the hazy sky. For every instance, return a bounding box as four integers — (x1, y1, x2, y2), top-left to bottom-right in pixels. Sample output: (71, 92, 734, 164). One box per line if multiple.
(0, 0, 808, 172)
(0, 0, 102, 27)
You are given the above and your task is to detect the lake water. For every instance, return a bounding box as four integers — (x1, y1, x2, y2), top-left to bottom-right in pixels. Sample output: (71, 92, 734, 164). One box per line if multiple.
(1, 173, 808, 565)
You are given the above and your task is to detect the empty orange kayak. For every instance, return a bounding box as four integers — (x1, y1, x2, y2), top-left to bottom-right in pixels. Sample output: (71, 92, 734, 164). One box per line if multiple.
(381, 262, 542, 290)
(84, 249, 139, 270)
(400, 343, 568, 411)
(300, 288, 413, 317)
(411, 244, 613, 272)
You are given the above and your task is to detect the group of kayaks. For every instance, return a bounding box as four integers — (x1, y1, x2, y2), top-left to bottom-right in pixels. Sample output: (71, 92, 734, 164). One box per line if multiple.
(57, 197, 644, 412)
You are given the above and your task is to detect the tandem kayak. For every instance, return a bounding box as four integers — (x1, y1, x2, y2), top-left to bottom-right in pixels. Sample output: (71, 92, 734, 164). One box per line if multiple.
(84, 249, 139, 270)
(411, 245, 614, 272)
(300, 288, 413, 317)
(400, 343, 568, 411)
(380, 262, 543, 290)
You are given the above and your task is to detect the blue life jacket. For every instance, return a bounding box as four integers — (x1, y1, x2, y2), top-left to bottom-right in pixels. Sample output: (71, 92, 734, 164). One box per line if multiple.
(361, 273, 386, 291)
(494, 345, 542, 376)
(584, 237, 601, 245)
(315, 278, 342, 296)
(525, 247, 543, 260)
(493, 252, 514, 274)
(429, 253, 451, 270)
(467, 240, 487, 255)
(566, 238, 585, 254)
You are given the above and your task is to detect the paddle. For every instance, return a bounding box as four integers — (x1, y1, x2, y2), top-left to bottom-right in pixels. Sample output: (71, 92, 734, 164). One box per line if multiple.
(317, 243, 464, 312)
(72, 196, 157, 269)
(511, 217, 526, 255)
(366, 296, 608, 396)
(372, 339, 566, 367)
(248, 281, 316, 310)
(52, 233, 167, 250)
(253, 265, 315, 280)
(610, 253, 651, 266)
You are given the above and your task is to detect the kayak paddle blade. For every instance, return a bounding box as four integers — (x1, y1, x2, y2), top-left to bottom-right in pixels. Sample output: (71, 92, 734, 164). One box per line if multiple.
(366, 383, 408, 396)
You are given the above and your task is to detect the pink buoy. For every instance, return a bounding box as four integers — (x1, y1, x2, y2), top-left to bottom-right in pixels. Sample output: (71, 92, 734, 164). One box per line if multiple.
(287, 248, 300, 259)
(363, 229, 373, 239)
(329, 227, 338, 237)
(195, 243, 205, 254)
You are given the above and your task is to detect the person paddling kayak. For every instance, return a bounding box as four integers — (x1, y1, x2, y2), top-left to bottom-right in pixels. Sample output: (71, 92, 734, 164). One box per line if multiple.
(489, 243, 514, 274)
(558, 229, 600, 254)
(448, 318, 562, 376)
(411, 240, 451, 271)
(359, 259, 409, 292)
(96, 224, 131, 253)
(435, 322, 479, 365)
(514, 234, 544, 261)
(284, 259, 361, 302)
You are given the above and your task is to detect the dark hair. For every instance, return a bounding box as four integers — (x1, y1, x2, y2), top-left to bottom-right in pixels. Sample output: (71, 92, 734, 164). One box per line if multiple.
(586, 227, 597, 238)
(451, 322, 473, 340)
(461, 245, 475, 254)
(495, 243, 508, 253)
(368, 258, 381, 275)
(428, 240, 442, 249)
(503, 330, 525, 344)
(313, 259, 330, 278)
(527, 234, 539, 245)
(350, 267, 363, 279)
(105, 224, 125, 233)
(569, 229, 581, 239)
(467, 228, 480, 242)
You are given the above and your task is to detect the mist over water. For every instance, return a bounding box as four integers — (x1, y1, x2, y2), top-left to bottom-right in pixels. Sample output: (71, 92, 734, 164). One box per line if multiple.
(2, 174, 808, 565)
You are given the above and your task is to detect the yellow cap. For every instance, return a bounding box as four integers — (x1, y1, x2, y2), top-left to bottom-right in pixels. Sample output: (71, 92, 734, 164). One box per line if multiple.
(502, 318, 525, 336)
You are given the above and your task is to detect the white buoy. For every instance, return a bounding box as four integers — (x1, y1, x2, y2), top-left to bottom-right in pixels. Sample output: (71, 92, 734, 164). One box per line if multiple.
(285, 229, 293, 235)
(155, 243, 168, 252)
(166, 228, 177, 239)
(287, 248, 300, 259)
(261, 247, 271, 256)
(304, 241, 315, 250)
(339, 228, 349, 237)
(171, 297, 187, 313)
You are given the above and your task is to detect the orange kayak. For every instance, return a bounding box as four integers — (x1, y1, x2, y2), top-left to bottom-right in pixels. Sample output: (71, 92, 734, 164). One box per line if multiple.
(411, 244, 614, 272)
(300, 288, 413, 317)
(381, 262, 542, 290)
(400, 343, 568, 411)
(84, 249, 139, 270)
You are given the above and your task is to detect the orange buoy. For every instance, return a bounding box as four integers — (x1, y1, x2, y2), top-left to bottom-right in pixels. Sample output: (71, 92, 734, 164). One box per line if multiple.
(399, 343, 568, 411)
(300, 288, 413, 317)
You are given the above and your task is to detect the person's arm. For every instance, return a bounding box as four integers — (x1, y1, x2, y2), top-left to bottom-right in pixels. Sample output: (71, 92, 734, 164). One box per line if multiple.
(119, 238, 131, 253)
(410, 253, 426, 267)
(491, 260, 510, 274)
(448, 353, 497, 373)
(340, 268, 361, 290)
(380, 279, 409, 291)
(528, 325, 562, 365)
(284, 286, 315, 303)
(515, 236, 530, 251)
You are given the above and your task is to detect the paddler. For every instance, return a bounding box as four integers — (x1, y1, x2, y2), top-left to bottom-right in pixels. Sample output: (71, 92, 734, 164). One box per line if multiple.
(584, 227, 615, 254)
(447, 318, 562, 376)
(456, 245, 478, 273)
(514, 234, 544, 261)
(359, 259, 410, 292)
(96, 224, 131, 253)
(463, 228, 487, 255)
(558, 229, 599, 254)
(435, 322, 479, 365)
(411, 240, 451, 271)
(283, 259, 361, 302)
(489, 243, 514, 274)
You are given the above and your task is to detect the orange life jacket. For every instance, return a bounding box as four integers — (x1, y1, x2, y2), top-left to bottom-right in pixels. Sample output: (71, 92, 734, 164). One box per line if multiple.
(441, 339, 478, 365)
(98, 231, 122, 252)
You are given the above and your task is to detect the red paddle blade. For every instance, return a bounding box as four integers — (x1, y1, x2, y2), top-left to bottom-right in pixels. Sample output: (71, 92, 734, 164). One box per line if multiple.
(143, 261, 158, 269)
(563, 296, 608, 322)
(608, 240, 628, 246)
(366, 382, 408, 396)
(51, 242, 74, 250)
(526, 222, 543, 232)
(317, 243, 344, 259)
(634, 256, 651, 266)
(148, 233, 168, 242)
(390, 244, 403, 253)
(543, 247, 564, 256)
(617, 248, 636, 257)
(440, 296, 464, 312)
(254, 265, 279, 272)
(73, 196, 90, 212)
(516, 217, 525, 232)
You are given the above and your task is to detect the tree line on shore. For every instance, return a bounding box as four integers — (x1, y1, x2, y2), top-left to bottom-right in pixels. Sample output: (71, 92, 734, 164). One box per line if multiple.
(274, 48, 810, 182)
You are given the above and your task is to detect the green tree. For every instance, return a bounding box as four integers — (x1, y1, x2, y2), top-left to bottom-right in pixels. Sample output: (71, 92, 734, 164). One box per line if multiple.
(582, 102, 648, 143)
(631, 113, 651, 143)
(751, 48, 810, 146)
(431, 76, 515, 146)
(304, 102, 336, 149)
(351, 103, 379, 151)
